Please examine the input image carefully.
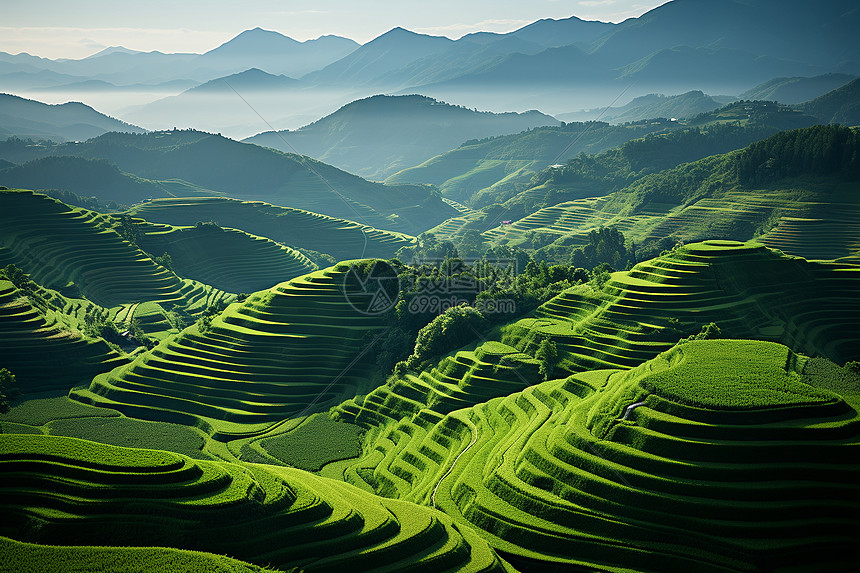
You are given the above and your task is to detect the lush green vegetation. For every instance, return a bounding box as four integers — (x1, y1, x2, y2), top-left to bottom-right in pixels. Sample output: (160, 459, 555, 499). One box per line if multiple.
(257, 413, 363, 471)
(74, 262, 394, 438)
(0, 433, 510, 572)
(338, 338, 860, 572)
(0, 536, 283, 573)
(129, 197, 416, 261)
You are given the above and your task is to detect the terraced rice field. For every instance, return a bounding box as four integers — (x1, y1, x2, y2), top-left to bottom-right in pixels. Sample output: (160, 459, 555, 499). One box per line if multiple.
(130, 197, 416, 260)
(337, 342, 542, 427)
(135, 219, 317, 293)
(0, 433, 511, 572)
(484, 187, 860, 263)
(0, 280, 126, 391)
(339, 339, 860, 572)
(502, 240, 860, 373)
(73, 262, 395, 438)
(0, 190, 230, 310)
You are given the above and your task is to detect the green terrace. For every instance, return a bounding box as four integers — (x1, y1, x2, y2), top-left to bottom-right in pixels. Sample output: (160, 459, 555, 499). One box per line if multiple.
(337, 339, 860, 572)
(73, 262, 396, 438)
(0, 280, 126, 391)
(0, 190, 231, 311)
(502, 241, 860, 374)
(129, 197, 417, 261)
(133, 219, 317, 294)
(0, 433, 511, 572)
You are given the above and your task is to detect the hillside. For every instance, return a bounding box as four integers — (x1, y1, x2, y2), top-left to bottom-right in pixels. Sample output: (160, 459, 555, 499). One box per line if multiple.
(0, 93, 144, 142)
(0, 156, 186, 206)
(128, 197, 416, 261)
(451, 124, 858, 263)
(0, 278, 127, 392)
(0, 433, 509, 572)
(740, 73, 856, 104)
(133, 219, 318, 294)
(72, 261, 399, 437)
(244, 94, 560, 180)
(336, 337, 860, 572)
(0, 189, 231, 310)
(0, 130, 458, 235)
(797, 77, 860, 126)
(385, 120, 677, 207)
(557, 90, 728, 124)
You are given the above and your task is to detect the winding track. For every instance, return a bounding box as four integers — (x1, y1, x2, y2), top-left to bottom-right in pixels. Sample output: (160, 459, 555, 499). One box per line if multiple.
(431, 417, 478, 509)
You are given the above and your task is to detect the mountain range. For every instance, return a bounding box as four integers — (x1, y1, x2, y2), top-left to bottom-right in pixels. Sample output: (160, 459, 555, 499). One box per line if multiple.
(2, 0, 857, 136)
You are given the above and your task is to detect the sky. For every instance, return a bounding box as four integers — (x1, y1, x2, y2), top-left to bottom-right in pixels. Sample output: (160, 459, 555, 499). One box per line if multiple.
(1, 0, 670, 60)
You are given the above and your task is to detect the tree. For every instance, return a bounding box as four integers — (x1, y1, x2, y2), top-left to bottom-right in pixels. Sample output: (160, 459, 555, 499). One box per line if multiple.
(405, 304, 487, 370)
(0, 368, 18, 413)
(535, 338, 559, 381)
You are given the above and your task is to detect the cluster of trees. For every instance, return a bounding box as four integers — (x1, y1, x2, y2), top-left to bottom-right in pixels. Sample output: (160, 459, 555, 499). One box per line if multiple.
(0, 368, 17, 413)
(366, 238, 624, 375)
(533, 227, 636, 269)
(735, 124, 860, 184)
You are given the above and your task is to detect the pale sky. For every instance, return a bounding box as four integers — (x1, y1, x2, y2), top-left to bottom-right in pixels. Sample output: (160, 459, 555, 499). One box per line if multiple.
(1, 0, 670, 60)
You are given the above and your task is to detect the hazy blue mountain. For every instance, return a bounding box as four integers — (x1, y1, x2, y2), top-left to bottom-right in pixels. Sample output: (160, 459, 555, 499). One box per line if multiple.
(557, 90, 727, 124)
(740, 73, 857, 104)
(83, 46, 143, 59)
(0, 29, 358, 88)
(797, 77, 860, 126)
(506, 15, 616, 48)
(303, 27, 454, 86)
(0, 93, 145, 142)
(244, 94, 560, 180)
(591, 0, 860, 70)
(373, 35, 547, 89)
(615, 46, 818, 93)
(199, 28, 359, 78)
(0, 69, 90, 90)
(185, 68, 302, 93)
(122, 68, 315, 138)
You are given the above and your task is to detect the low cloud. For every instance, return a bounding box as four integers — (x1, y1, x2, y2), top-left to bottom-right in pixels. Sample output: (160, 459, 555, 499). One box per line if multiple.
(0, 26, 230, 59)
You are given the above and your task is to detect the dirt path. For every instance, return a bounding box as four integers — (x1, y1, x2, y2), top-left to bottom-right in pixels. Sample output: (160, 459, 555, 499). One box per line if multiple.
(431, 417, 478, 509)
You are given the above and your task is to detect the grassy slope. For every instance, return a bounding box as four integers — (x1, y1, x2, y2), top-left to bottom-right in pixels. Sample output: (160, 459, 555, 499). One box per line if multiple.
(502, 241, 860, 372)
(129, 197, 416, 261)
(0, 536, 282, 573)
(484, 131, 860, 262)
(337, 339, 860, 572)
(0, 280, 127, 392)
(385, 121, 673, 206)
(0, 433, 511, 572)
(133, 219, 318, 294)
(0, 190, 232, 310)
(73, 262, 393, 439)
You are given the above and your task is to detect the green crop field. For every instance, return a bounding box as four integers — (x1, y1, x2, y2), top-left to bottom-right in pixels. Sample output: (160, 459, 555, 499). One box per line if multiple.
(0, 535, 283, 573)
(501, 240, 860, 373)
(2, 120, 860, 572)
(337, 339, 860, 572)
(134, 219, 317, 294)
(129, 197, 417, 261)
(0, 190, 232, 311)
(0, 279, 127, 391)
(0, 433, 511, 572)
(72, 261, 396, 438)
